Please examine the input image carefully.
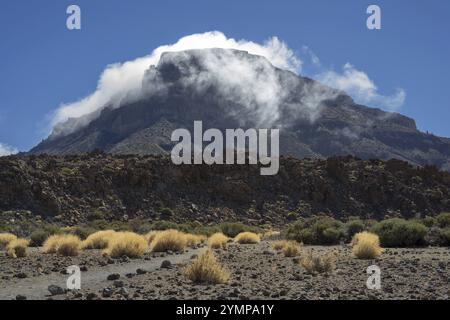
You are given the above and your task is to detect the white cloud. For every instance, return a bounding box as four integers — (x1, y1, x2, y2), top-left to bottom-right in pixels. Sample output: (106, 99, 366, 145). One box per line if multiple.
(316, 63, 406, 110)
(49, 31, 406, 138)
(0, 143, 18, 156)
(50, 31, 301, 136)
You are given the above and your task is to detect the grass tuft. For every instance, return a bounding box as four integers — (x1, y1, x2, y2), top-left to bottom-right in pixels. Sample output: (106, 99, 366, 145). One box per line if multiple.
(0, 233, 18, 249)
(184, 250, 230, 284)
(150, 229, 187, 252)
(234, 232, 260, 244)
(102, 232, 148, 258)
(351, 232, 383, 259)
(6, 239, 29, 258)
(300, 250, 337, 275)
(82, 230, 116, 249)
(282, 241, 302, 257)
(208, 233, 229, 249)
(43, 234, 82, 256)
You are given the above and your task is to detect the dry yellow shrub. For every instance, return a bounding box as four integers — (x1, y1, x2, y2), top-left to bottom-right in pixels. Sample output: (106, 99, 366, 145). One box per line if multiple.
(6, 239, 29, 258)
(43, 234, 82, 256)
(185, 234, 206, 248)
(144, 230, 162, 245)
(301, 250, 337, 275)
(282, 241, 302, 257)
(351, 232, 383, 259)
(0, 233, 17, 249)
(82, 230, 116, 249)
(234, 232, 261, 244)
(184, 250, 230, 284)
(208, 233, 229, 249)
(272, 240, 288, 250)
(102, 232, 148, 258)
(150, 229, 187, 252)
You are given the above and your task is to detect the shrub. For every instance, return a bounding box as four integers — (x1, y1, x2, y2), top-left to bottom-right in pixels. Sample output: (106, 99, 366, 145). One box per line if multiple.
(351, 232, 383, 259)
(439, 228, 450, 246)
(422, 216, 436, 228)
(6, 239, 29, 258)
(102, 232, 148, 258)
(220, 223, 252, 238)
(150, 229, 187, 252)
(144, 230, 161, 245)
(184, 250, 230, 284)
(208, 233, 229, 249)
(371, 218, 427, 247)
(437, 212, 450, 228)
(300, 250, 337, 275)
(29, 225, 62, 247)
(82, 230, 116, 249)
(72, 226, 97, 240)
(345, 219, 365, 239)
(283, 241, 302, 257)
(43, 234, 82, 256)
(272, 240, 288, 251)
(234, 232, 261, 244)
(287, 217, 345, 245)
(0, 233, 17, 249)
(185, 234, 207, 248)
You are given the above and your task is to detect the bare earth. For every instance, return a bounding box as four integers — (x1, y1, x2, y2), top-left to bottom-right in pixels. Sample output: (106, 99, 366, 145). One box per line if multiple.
(0, 241, 448, 300)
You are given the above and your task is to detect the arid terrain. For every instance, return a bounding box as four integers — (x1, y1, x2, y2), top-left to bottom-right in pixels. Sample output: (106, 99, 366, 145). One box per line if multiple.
(1, 240, 448, 300)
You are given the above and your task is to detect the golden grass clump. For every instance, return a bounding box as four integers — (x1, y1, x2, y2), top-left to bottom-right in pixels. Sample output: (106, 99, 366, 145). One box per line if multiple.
(150, 229, 187, 252)
(351, 232, 383, 259)
(208, 233, 229, 249)
(102, 232, 148, 258)
(272, 240, 288, 251)
(185, 234, 207, 248)
(43, 234, 82, 256)
(300, 250, 337, 275)
(234, 232, 261, 244)
(282, 241, 302, 257)
(82, 230, 116, 249)
(144, 230, 162, 245)
(184, 250, 230, 284)
(6, 239, 29, 258)
(0, 233, 18, 249)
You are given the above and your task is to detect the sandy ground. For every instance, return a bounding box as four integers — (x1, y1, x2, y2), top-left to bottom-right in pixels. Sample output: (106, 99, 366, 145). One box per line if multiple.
(0, 241, 448, 300)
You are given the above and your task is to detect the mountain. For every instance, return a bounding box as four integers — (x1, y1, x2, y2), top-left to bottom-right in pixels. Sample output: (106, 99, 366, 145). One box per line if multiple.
(30, 48, 450, 170)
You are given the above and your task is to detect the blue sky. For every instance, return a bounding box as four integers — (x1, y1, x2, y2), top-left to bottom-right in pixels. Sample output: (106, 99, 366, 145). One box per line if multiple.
(0, 0, 449, 152)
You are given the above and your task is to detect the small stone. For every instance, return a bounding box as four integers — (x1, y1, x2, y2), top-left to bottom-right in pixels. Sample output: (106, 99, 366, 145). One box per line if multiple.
(16, 295, 27, 300)
(80, 266, 88, 272)
(86, 292, 98, 300)
(161, 260, 172, 269)
(114, 280, 124, 288)
(136, 268, 147, 275)
(102, 288, 113, 298)
(16, 273, 27, 279)
(48, 285, 65, 296)
(107, 273, 120, 281)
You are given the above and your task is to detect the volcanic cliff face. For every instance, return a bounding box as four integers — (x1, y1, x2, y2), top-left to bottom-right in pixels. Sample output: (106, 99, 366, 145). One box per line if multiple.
(1, 154, 450, 225)
(30, 49, 450, 170)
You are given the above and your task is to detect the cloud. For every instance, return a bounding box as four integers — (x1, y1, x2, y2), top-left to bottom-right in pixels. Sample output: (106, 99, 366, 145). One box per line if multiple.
(50, 31, 301, 136)
(0, 143, 18, 157)
(49, 31, 406, 138)
(302, 46, 321, 67)
(316, 63, 406, 110)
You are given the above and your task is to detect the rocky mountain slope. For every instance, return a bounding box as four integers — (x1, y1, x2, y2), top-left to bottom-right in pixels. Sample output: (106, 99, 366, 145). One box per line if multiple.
(29, 49, 450, 170)
(1, 154, 449, 225)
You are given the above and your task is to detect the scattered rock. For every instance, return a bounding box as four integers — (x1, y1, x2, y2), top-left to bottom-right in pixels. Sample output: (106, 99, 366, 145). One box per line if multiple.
(107, 273, 120, 281)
